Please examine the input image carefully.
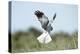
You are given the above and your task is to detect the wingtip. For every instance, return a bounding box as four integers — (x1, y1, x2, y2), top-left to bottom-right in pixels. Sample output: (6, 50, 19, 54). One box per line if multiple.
(53, 13, 56, 20)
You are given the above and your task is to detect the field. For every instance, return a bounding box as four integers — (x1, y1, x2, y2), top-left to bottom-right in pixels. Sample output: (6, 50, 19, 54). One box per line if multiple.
(11, 27, 78, 53)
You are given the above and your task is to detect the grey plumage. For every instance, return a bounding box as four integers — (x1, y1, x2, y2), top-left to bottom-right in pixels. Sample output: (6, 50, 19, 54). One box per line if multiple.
(34, 10, 56, 33)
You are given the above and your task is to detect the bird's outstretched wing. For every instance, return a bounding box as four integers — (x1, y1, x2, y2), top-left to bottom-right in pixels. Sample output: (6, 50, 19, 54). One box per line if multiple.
(49, 13, 56, 24)
(53, 13, 56, 20)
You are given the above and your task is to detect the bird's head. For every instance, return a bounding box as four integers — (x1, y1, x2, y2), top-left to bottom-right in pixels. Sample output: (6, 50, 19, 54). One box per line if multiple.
(34, 10, 44, 18)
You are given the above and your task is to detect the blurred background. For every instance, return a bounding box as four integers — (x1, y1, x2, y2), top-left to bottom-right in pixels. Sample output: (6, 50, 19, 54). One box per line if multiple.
(11, 1, 78, 53)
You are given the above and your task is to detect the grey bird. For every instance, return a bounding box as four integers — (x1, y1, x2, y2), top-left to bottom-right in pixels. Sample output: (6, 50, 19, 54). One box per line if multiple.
(34, 10, 56, 33)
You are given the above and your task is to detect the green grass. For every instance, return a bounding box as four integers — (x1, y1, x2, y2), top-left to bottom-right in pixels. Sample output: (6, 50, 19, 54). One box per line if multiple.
(11, 28, 78, 53)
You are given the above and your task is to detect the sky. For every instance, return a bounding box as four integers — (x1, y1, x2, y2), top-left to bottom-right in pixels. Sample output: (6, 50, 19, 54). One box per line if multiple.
(11, 1, 78, 33)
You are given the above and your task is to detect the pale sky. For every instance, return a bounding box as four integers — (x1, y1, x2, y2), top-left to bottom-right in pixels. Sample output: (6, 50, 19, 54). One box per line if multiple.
(11, 1, 78, 33)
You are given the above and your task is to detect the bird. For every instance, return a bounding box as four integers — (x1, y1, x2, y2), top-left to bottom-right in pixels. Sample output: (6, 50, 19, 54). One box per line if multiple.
(34, 10, 56, 33)
(34, 10, 56, 43)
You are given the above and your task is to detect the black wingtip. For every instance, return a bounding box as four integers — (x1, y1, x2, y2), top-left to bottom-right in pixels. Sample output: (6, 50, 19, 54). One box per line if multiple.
(34, 10, 44, 18)
(53, 13, 56, 20)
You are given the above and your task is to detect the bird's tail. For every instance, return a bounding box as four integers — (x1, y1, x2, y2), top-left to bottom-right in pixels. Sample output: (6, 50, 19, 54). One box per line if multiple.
(50, 13, 56, 24)
(37, 31, 52, 44)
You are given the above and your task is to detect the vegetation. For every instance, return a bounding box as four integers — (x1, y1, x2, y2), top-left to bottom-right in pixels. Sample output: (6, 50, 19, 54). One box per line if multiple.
(11, 27, 78, 53)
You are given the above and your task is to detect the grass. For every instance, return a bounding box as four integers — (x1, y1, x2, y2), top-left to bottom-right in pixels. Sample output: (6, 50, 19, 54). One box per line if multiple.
(11, 27, 78, 53)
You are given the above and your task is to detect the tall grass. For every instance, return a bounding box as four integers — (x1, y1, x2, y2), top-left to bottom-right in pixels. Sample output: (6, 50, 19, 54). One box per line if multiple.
(11, 28, 78, 53)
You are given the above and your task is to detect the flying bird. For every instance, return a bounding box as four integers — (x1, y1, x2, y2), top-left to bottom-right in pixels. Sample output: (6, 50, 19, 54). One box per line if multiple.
(34, 10, 56, 43)
(34, 10, 56, 33)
